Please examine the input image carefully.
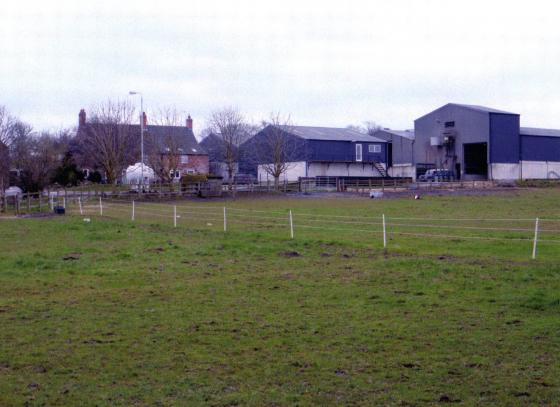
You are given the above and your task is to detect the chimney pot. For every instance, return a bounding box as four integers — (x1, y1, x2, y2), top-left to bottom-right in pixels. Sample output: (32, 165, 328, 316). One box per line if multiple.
(142, 112, 147, 127)
(79, 109, 86, 126)
(186, 114, 193, 130)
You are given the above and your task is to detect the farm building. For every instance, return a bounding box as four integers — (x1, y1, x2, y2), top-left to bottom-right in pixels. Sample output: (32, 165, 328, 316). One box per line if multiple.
(199, 132, 240, 182)
(76, 110, 208, 183)
(241, 125, 389, 182)
(371, 129, 415, 178)
(384, 103, 560, 180)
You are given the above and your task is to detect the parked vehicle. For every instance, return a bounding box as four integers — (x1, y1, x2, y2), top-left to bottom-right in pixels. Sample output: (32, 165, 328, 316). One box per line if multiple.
(418, 169, 455, 182)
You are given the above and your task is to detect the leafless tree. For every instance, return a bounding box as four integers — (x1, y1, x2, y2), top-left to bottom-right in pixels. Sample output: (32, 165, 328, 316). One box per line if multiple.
(81, 100, 137, 184)
(9, 127, 66, 191)
(346, 121, 383, 135)
(253, 113, 299, 190)
(0, 105, 16, 148)
(208, 107, 247, 190)
(0, 106, 16, 192)
(146, 107, 184, 188)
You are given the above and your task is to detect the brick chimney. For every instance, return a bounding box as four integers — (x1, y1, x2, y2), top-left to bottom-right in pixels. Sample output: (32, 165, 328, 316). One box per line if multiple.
(142, 112, 147, 128)
(79, 109, 86, 126)
(186, 114, 193, 130)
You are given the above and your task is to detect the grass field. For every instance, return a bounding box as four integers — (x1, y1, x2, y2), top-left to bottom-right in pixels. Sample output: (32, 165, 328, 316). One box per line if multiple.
(1, 189, 560, 406)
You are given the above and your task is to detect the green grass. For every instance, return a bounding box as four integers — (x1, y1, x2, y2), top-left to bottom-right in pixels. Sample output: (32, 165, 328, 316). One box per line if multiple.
(1, 189, 560, 406)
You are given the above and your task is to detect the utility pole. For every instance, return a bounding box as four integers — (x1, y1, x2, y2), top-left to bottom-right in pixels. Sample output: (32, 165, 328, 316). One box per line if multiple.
(129, 91, 144, 190)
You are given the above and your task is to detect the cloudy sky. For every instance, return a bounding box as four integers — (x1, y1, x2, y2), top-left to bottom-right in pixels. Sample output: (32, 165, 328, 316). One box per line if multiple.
(1, 0, 559, 134)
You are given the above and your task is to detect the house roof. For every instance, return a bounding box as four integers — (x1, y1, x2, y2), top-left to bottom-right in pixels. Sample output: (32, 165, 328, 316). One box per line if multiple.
(144, 125, 205, 154)
(373, 129, 415, 141)
(279, 125, 386, 143)
(520, 127, 560, 138)
(78, 122, 205, 155)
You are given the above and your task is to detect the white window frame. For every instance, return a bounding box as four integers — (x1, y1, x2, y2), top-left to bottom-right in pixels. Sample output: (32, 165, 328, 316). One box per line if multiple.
(355, 144, 362, 162)
(180, 155, 188, 164)
(369, 144, 381, 153)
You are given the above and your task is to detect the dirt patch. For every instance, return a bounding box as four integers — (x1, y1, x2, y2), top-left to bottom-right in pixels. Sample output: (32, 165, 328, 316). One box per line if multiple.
(438, 394, 461, 403)
(147, 247, 165, 253)
(279, 251, 300, 258)
(62, 252, 82, 261)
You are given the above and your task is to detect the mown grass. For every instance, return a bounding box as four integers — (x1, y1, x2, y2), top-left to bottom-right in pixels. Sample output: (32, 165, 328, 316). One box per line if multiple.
(1, 189, 560, 406)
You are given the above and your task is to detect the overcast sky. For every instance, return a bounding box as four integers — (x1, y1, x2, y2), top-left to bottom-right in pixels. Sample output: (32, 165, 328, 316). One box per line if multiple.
(1, 0, 559, 134)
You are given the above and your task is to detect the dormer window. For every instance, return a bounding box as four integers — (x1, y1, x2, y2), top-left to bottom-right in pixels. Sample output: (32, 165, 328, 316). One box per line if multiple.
(444, 121, 455, 128)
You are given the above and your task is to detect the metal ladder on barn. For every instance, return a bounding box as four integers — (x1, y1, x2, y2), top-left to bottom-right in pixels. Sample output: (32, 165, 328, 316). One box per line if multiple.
(373, 161, 389, 178)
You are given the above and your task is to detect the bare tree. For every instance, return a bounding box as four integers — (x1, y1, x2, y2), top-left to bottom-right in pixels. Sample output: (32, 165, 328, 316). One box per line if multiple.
(253, 113, 300, 190)
(346, 121, 382, 135)
(208, 107, 247, 190)
(146, 107, 184, 188)
(0, 106, 15, 192)
(81, 100, 137, 184)
(0, 105, 16, 148)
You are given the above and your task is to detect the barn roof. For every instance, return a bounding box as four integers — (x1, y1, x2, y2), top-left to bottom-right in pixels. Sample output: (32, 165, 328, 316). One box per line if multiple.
(448, 103, 518, 115)
(416, 103, 519, 121)
(520, 127, 560, 138)
(374, 129, 415, 140)
(279, 125, 386, 143)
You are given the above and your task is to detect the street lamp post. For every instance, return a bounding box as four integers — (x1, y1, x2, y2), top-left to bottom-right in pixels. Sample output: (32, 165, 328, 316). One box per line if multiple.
(129, 91, 144, 190)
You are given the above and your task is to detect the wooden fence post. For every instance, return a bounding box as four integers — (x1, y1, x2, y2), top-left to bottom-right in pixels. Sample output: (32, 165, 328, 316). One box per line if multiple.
(532, 217, 539, 260)
(382, 214, 387, 248)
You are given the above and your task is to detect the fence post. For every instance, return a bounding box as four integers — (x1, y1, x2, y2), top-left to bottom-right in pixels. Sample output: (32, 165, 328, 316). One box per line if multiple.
(27, 193, 31, 213)
(532, 217, 539, 259)
(131, 200, 135, 221)
(38, 193, 42, 212)
(50, 194, 54, 211)
(79, 197, 83, 215)
(289, 210, 294, 239)
(382, 214, 387, 249)
(223, 206, 227, 232)
(173, 205, 177, 228)
(99, 197, 103, 216)
(63, 196, 66, 209)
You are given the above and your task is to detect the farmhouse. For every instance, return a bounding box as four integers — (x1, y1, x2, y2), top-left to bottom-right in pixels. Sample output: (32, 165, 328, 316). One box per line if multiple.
(241, 125, 388, 182)
(76, 109, 208, 183)
(381, 103, 560, 180)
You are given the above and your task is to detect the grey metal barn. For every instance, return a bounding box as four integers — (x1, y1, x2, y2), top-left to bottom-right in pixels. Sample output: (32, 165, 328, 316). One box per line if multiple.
(381, 103, 560, 181)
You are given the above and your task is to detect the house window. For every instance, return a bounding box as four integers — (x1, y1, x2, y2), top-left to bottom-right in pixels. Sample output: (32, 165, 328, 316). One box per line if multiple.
(175, 170, 180, 179)
(368, 144, 381, 153)
(445, 121, 455, 128)
(180, 155, 188, 164)
(355, 144, 362, 162)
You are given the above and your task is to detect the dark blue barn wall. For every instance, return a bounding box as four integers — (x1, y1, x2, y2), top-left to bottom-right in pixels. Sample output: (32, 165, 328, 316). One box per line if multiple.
(307, 140, 386, 163)
(521, 136, 560, 161)
(489, 113, 520, 163)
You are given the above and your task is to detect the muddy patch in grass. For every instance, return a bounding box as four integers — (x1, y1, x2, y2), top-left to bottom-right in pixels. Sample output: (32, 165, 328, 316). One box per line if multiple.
(62, 252, 82, 261)
(279, 251, 300, 258)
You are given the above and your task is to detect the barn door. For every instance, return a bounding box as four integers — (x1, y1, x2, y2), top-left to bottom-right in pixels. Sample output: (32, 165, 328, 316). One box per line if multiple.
(355, 144, 362, 162)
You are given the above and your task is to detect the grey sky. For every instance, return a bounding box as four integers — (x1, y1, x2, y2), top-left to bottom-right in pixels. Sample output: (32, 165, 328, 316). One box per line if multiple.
(1, 0, 559, 135)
